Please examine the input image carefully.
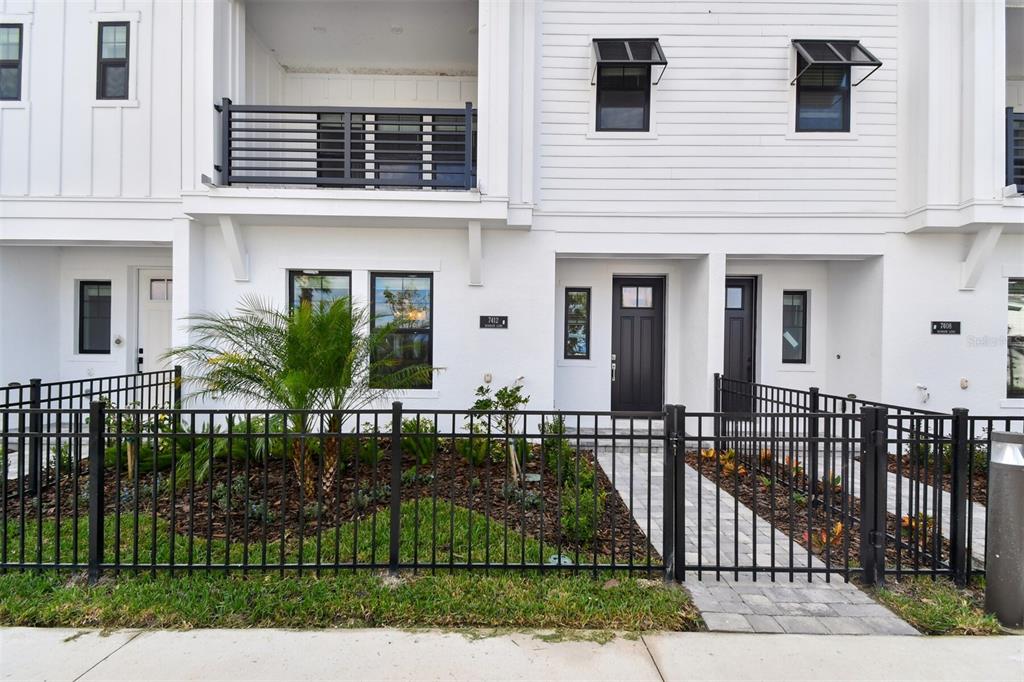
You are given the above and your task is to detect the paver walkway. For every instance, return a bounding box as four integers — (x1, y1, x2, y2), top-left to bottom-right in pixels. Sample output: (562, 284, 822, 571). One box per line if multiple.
(580, 427, 918, 635)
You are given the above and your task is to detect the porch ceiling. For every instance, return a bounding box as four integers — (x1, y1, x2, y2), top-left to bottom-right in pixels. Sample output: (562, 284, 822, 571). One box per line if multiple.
(246, 0, 478, 75)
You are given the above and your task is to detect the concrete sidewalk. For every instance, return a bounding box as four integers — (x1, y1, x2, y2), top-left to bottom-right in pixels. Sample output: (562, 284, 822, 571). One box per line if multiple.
(1, 628, 1021, 681)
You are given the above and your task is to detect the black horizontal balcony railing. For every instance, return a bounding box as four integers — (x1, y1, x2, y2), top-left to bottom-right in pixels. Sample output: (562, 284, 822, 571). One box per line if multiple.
(214, 98, 477, 191)
(1008, 107, 1024, 188)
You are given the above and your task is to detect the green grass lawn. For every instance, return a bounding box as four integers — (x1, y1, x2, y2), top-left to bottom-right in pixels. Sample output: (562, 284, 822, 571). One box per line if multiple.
(874, 576, 1002, 635)
(0, 501, 700, 631)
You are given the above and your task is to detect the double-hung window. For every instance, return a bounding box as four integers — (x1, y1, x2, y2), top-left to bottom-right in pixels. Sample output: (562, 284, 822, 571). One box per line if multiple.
(0, 24, 22, 101)
(97, 22, 129, 100)
(782, 291, 808, 364)
(370, 273, 433, 388)
(79, 281, 112, 354)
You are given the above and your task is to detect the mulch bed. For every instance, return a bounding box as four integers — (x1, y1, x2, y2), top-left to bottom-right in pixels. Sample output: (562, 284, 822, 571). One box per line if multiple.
(6, 444, 658, 566)
(685, 451, 951, 572)
(886, 455, 988, 505)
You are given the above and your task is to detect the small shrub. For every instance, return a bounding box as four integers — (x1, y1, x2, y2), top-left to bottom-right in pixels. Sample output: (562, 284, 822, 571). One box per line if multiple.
(560, 483, 606, 544)
(468, 476, 482, 494)
(213, 475, 248, 513)
(401, 417, 437, 466)
(501, 482, 543, 510)
(541, 417, 575, 483)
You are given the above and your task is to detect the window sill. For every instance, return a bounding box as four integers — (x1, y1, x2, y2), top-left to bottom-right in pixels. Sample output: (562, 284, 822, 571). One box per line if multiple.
(778, 366, 816, 373)
(394, 389, 440, 400)
(93, 100, 139, 109)
(557, 359, 597, 368)
(586, 130, 658, 141)
(0, 101, 28, 110)
(999, 399, 1024, 409)
(785, 131, 858, 141)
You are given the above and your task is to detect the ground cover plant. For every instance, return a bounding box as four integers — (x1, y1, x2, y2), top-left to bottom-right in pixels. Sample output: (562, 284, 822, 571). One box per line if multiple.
(874, 576, 1001, 635)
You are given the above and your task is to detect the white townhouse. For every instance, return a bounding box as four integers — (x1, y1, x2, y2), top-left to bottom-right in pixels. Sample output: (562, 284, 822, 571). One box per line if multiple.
(0, 0, 1021, 416)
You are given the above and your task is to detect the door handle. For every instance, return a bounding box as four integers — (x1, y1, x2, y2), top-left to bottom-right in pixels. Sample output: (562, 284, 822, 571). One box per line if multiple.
(610, 354, 617, 382)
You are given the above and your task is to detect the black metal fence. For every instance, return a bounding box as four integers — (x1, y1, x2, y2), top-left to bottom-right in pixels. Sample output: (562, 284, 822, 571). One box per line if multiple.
(2, 396, 1017, 587)
(2, 368, 180, 498)
(2, 404, 664, 578)
(215, 99, 477, 190)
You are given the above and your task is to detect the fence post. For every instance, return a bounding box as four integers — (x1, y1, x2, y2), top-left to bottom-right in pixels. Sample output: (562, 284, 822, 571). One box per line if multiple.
(713, 373, 724, 454)
(218, 97, 232, 185)
(87, 400, 106, 584)
(172, 365, 183, 410)
(388, 401, 403, 575)
(673, 405, 687, 584)
(663, 405, 676, 582)
(27, 378, 42, 497)
(859, 406, 888, 586)
(949, 407, 971, 587)
(808, 386, 820, 508)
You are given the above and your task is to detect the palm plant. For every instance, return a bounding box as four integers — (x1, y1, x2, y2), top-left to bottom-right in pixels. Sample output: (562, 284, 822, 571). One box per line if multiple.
(166, 294, 433, 496)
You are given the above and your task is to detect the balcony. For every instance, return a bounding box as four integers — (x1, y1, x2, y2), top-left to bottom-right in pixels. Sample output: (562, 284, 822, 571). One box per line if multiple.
(1008, 107, 1024, 190)
(215, 100, 476, 191)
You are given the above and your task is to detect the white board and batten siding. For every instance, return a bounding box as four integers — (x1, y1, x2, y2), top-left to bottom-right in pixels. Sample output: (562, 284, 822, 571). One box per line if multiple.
(538, 0, 898, 216)
(0, 0, 209, 200)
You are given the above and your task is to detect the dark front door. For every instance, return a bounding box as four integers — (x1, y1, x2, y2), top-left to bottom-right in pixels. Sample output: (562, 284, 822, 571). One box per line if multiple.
(611, 277, 665, 412)
(723, 277, 756, 413)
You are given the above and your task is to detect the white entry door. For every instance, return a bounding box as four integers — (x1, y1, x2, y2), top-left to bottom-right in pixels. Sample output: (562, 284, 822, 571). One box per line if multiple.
(136, 269, 173, 374)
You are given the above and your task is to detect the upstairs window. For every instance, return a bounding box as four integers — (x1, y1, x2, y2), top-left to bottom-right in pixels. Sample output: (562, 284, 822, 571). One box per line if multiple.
(791, 39, 882, 133)
(795, 61, 850, 132)
(592, 39, 667, 133)
(0, 24, 22, 101)
(97, 22, 129, 100)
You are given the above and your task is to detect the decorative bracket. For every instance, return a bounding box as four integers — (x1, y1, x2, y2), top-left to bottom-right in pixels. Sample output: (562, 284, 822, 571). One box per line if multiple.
(218, 215, 250, 282)
(959, 225, 1003, 291)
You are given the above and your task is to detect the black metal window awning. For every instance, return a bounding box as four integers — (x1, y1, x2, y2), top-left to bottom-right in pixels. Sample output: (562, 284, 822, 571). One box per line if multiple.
(592, 38, 668, 84)
(791, 39, 882, 86)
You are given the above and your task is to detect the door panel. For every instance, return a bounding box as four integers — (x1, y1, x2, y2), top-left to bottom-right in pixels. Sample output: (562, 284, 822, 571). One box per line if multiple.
(723, 277, 756, 413)
(137, 269, 173, 375)
(611, 277, 665, 412)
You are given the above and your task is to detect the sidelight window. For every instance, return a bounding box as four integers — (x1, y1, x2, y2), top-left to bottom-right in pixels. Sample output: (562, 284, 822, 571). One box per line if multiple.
(782, 291, 808, 364)
(564, 288, 591, 359)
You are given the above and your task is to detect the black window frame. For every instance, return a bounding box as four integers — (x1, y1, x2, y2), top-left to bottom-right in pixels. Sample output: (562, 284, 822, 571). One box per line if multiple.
(96, 21, 130, 101)
(0, 24, 23, 101)
(781, 290, 808, 364)
(1009, 278, 1024, 399)
(794, 56, 851, 133)
(563, 287, 591, 360)
(369, 272, 433, 389)
(78, 280, 112, 355)
(287, 269, 352, 312)
(595, 63, 652, 133)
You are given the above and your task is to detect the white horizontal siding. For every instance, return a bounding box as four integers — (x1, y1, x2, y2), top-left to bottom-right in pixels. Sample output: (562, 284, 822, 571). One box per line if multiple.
(539, 0, 899, 215)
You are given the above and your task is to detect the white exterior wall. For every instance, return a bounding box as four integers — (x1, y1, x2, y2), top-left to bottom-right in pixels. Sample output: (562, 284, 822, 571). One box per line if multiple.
(0, 245, 60, 383)
(192, 225, 555, 410)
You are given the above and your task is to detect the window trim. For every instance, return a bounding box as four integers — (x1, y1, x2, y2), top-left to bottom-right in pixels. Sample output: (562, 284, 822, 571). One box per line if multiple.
(78, 280, 112, 355)
(594, 63, 652, 133)
(1008, 278, 1024, 400)
(781, 290, 808, 365)
(287, 269, 353, 312)
(563, 287, 592, 360)
(0, 23, 23, 101)
(794, 58, 851, 133)
(96, 21, 130, 101)
(369, 271, 434, 389)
